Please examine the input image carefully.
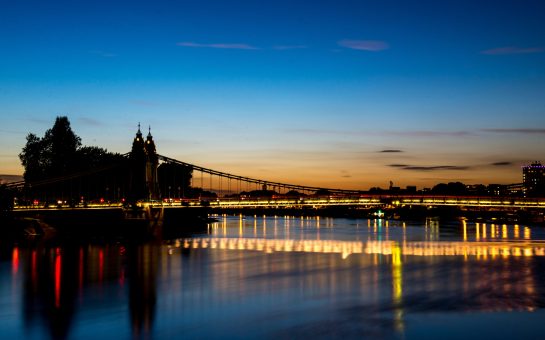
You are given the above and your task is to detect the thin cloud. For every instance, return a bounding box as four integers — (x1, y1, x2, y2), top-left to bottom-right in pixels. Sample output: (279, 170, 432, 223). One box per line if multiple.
(379, 149, 403, 153)
(481, 128, 545, 134)
(0, 128, 24, 134)
(130, 100, 157, 107)
(77, 117, 103, 126)
(89, 50, 117, 57)
(176, 42, 259, 50)
(389, 164, 470, 171)
(481, 46, 544, 55)
(283, 128, 356, 136)
(491, 162, 512, 166)
(390, 130, 471, 137)
(272, 45, 307, 50)
(338, 39, 389, 51)
(283, 128, 472, 138)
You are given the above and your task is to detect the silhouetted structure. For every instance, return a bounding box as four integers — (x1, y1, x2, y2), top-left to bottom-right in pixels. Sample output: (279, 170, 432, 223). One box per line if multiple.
(157, 162, 192, 199)
(129, 124, 160, 202)
(523, 161, 545, 197)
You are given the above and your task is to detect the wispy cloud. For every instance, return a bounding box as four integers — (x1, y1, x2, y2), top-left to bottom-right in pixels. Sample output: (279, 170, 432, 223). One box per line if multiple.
(283, 128, 471, 138)
(0, 128, 24, 134)
(272, 45, 307, 50)
(481, 128, 545, 134)
(385, 130, 472, 137)
(24, 117, 50, 125)
(130, 100, 157, 107)
(283, 128, 356, 136)
(89, 50, 117, 57)
(77, 117, 103, 126)
(338, 39, 389, 51)
(388, 164, 470, 171)
(491, 161, 512, 166)
(379, 149, 403, 153)
(176, 42, 259, 50)
(481, 46, 544, 55)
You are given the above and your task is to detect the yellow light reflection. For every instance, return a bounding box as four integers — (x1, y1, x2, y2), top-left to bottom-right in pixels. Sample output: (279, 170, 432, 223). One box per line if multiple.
(177, 238, 545, 259)
(524, 227, 531, 240)
(391, 243, 404, 332)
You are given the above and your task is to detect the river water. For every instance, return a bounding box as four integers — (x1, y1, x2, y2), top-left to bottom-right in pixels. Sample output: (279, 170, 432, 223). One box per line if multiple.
(1, 216, 545, 339)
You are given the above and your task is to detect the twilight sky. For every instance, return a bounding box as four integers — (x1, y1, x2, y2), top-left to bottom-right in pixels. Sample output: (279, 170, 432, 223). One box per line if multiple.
(1, 0, 544, 189)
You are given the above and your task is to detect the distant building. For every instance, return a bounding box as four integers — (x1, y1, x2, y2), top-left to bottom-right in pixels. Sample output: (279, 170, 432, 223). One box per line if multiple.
(523, 161, 545, 197)
(405, 186, 417, 193)
(506, 183, 524, 197)
(487, 184, 507, 197)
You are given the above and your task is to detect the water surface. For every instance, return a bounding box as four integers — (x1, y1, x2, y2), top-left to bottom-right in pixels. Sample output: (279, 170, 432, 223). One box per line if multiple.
(1, 216, 545, 339)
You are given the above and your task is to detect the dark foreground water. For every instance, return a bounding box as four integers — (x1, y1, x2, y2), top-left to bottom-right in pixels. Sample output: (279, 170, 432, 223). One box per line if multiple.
(2, 216, 545, 339)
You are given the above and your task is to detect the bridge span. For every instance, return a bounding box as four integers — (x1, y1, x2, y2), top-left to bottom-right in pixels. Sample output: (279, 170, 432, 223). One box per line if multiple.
(6, 128, 543, 211)
(13, 195, 545, 210)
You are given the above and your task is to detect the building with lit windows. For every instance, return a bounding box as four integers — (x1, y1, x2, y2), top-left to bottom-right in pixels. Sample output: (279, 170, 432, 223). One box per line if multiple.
(522, 161, 545, 197)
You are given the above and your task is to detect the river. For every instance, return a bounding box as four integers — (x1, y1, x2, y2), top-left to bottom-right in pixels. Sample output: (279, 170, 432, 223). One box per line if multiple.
(1, 216, 545, 339)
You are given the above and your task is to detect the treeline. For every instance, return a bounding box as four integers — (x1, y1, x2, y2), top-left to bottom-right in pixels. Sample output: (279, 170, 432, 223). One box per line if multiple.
(17, 117, 128, 204)
(20, 116, 126, 182)
(16, 116, 197, 205)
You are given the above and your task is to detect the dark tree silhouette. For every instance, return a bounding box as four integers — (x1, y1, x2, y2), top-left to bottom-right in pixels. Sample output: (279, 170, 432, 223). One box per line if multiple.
(315, 189, 331, 196)
(19, 117, 82, 181)
(18, 116, 129, 203)
(19, 133, 46, 182)
(44, 116, 81, 176)
(0, 184, 14, 214)
(157, 163, 192, 199)
(431, 182, 467, 195)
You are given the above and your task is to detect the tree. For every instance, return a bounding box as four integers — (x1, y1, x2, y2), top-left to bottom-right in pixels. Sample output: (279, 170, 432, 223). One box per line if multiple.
(19, 116, 82, 180)
(432, 182, 467, 195)
(19, 133, 45, 182)
(19, 116, 129, 202)
(0, 184, 14, 213)
(43, 116, 81, 176)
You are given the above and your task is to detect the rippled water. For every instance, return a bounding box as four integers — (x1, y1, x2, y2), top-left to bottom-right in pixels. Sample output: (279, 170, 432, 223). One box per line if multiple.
(2, 216, 545, 339)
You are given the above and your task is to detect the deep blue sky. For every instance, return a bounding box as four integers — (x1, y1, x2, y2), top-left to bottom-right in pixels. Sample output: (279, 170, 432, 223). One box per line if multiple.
(1, 0, 544, 188)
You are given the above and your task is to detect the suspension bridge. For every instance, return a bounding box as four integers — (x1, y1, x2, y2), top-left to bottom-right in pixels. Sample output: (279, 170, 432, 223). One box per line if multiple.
(6, 126, 545, 212)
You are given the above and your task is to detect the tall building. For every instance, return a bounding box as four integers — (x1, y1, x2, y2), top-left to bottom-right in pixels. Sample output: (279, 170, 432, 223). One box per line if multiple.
(522, 161, 545, 197)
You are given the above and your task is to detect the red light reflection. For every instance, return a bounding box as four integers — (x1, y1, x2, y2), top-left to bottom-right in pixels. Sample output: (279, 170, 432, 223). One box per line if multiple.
(12, 247, 19, 275)
(55, 248, 62, 308)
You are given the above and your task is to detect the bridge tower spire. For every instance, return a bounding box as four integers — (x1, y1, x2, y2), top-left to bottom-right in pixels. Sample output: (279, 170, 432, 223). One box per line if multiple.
(129, 123, 160, 202)
(145, 126, 159, 199)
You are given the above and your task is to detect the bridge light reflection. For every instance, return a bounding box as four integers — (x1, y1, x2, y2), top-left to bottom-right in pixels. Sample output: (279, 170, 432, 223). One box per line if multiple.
(391, 243, 403, 331)
(12, 247, 19, 275)
(55, 248, 62, 308)
(172, 237, 545, 259)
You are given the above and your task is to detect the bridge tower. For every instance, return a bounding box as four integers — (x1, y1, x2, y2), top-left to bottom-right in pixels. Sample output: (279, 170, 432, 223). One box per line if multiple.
(144, 126, 160, 199)
(129, 124, 160, 202)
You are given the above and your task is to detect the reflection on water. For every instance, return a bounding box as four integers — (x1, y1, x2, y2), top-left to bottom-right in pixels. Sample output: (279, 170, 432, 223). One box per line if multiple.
(1, 217, 545, 339)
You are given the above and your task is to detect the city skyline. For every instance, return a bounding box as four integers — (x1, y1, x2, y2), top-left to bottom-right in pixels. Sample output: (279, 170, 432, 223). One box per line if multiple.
(1, 0, 545, 189)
